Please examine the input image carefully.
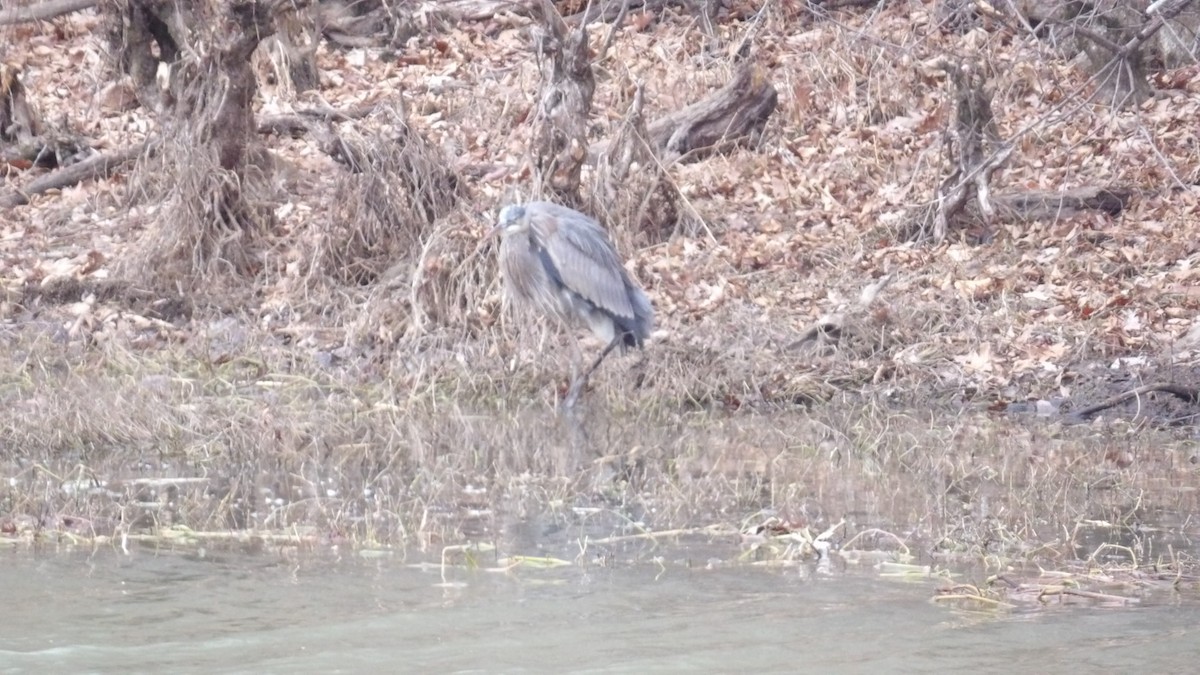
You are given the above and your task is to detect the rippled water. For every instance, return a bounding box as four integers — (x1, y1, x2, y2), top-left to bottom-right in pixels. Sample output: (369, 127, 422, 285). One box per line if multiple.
(3, 548, 1199, 674)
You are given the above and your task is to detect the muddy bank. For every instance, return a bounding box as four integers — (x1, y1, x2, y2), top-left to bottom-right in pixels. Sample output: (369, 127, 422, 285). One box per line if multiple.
(3, 321, 1198, 570)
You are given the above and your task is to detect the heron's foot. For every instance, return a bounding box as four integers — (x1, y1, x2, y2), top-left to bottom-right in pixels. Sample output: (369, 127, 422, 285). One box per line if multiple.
(631, 354, 650, 389)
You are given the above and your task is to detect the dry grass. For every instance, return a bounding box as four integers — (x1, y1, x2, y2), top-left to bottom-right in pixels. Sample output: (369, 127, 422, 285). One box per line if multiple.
(309, 102, 463, 286)
(118, 104, 273, 289)
(2, 321, 1197, 569)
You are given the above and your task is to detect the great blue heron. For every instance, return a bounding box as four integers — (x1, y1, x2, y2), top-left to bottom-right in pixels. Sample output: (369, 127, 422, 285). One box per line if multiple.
(489, 201, 654, 406)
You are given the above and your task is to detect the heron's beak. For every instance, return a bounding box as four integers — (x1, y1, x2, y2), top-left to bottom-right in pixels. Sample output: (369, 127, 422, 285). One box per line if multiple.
(485, 223, 503, 239)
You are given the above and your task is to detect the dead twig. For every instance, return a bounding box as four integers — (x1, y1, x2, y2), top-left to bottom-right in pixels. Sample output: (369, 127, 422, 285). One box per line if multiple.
(597, 0, 631, 61)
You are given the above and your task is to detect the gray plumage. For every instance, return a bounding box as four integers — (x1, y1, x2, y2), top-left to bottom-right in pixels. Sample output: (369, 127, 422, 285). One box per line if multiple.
(490, 201, 654, 405)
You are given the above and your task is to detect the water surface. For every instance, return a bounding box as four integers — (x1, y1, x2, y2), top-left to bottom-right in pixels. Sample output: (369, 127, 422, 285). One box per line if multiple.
(3, 549, 1198, 674)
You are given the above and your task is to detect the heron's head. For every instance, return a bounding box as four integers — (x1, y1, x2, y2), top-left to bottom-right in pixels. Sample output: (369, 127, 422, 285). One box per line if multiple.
(487, 204, 528, 239)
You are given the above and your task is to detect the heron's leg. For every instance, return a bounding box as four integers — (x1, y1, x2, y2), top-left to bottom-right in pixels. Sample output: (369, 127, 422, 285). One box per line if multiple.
(566, 330, 583, 385)
(564, 335, 622, 408)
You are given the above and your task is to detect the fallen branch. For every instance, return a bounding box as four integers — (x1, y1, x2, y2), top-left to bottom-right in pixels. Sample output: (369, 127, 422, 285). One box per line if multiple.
(405, 0, 537, 22)
(257, 104, 378, 136)
(297, 103, 378, 122)
(0, 0, 95, 25)
(1067, 382, 1200, 423)
(567, 0, 672, 24)
(0, 143, 149, 209)
(993, 186, 1133, 221)
(590, 60, 778, 163)
(257, 114, 316, 137)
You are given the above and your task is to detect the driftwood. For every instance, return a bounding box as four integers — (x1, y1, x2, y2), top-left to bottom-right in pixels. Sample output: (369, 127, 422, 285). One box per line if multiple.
(0, 0, 95, 25)
(0, 143, 148, 209)
(590, 60, 778, 164)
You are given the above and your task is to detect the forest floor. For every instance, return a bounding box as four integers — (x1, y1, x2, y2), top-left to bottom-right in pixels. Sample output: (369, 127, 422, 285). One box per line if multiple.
(1, 1, 1199, 580)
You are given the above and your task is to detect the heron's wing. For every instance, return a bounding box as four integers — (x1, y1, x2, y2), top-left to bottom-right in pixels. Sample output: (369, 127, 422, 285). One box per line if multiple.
(529, 206, 636, 321)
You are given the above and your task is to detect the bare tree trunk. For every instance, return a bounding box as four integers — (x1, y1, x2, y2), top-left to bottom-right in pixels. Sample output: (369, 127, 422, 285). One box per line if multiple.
(111, 0, 296, 283)
(168, 13, 269, 174)
(0, 63, 41, 146)
(904, 58, 1012, 243)
(1, 144, 150, 209)
(530, 0, 595, 207)
(103, 0, 183, 110)
(1019, 0, 1197, 108)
